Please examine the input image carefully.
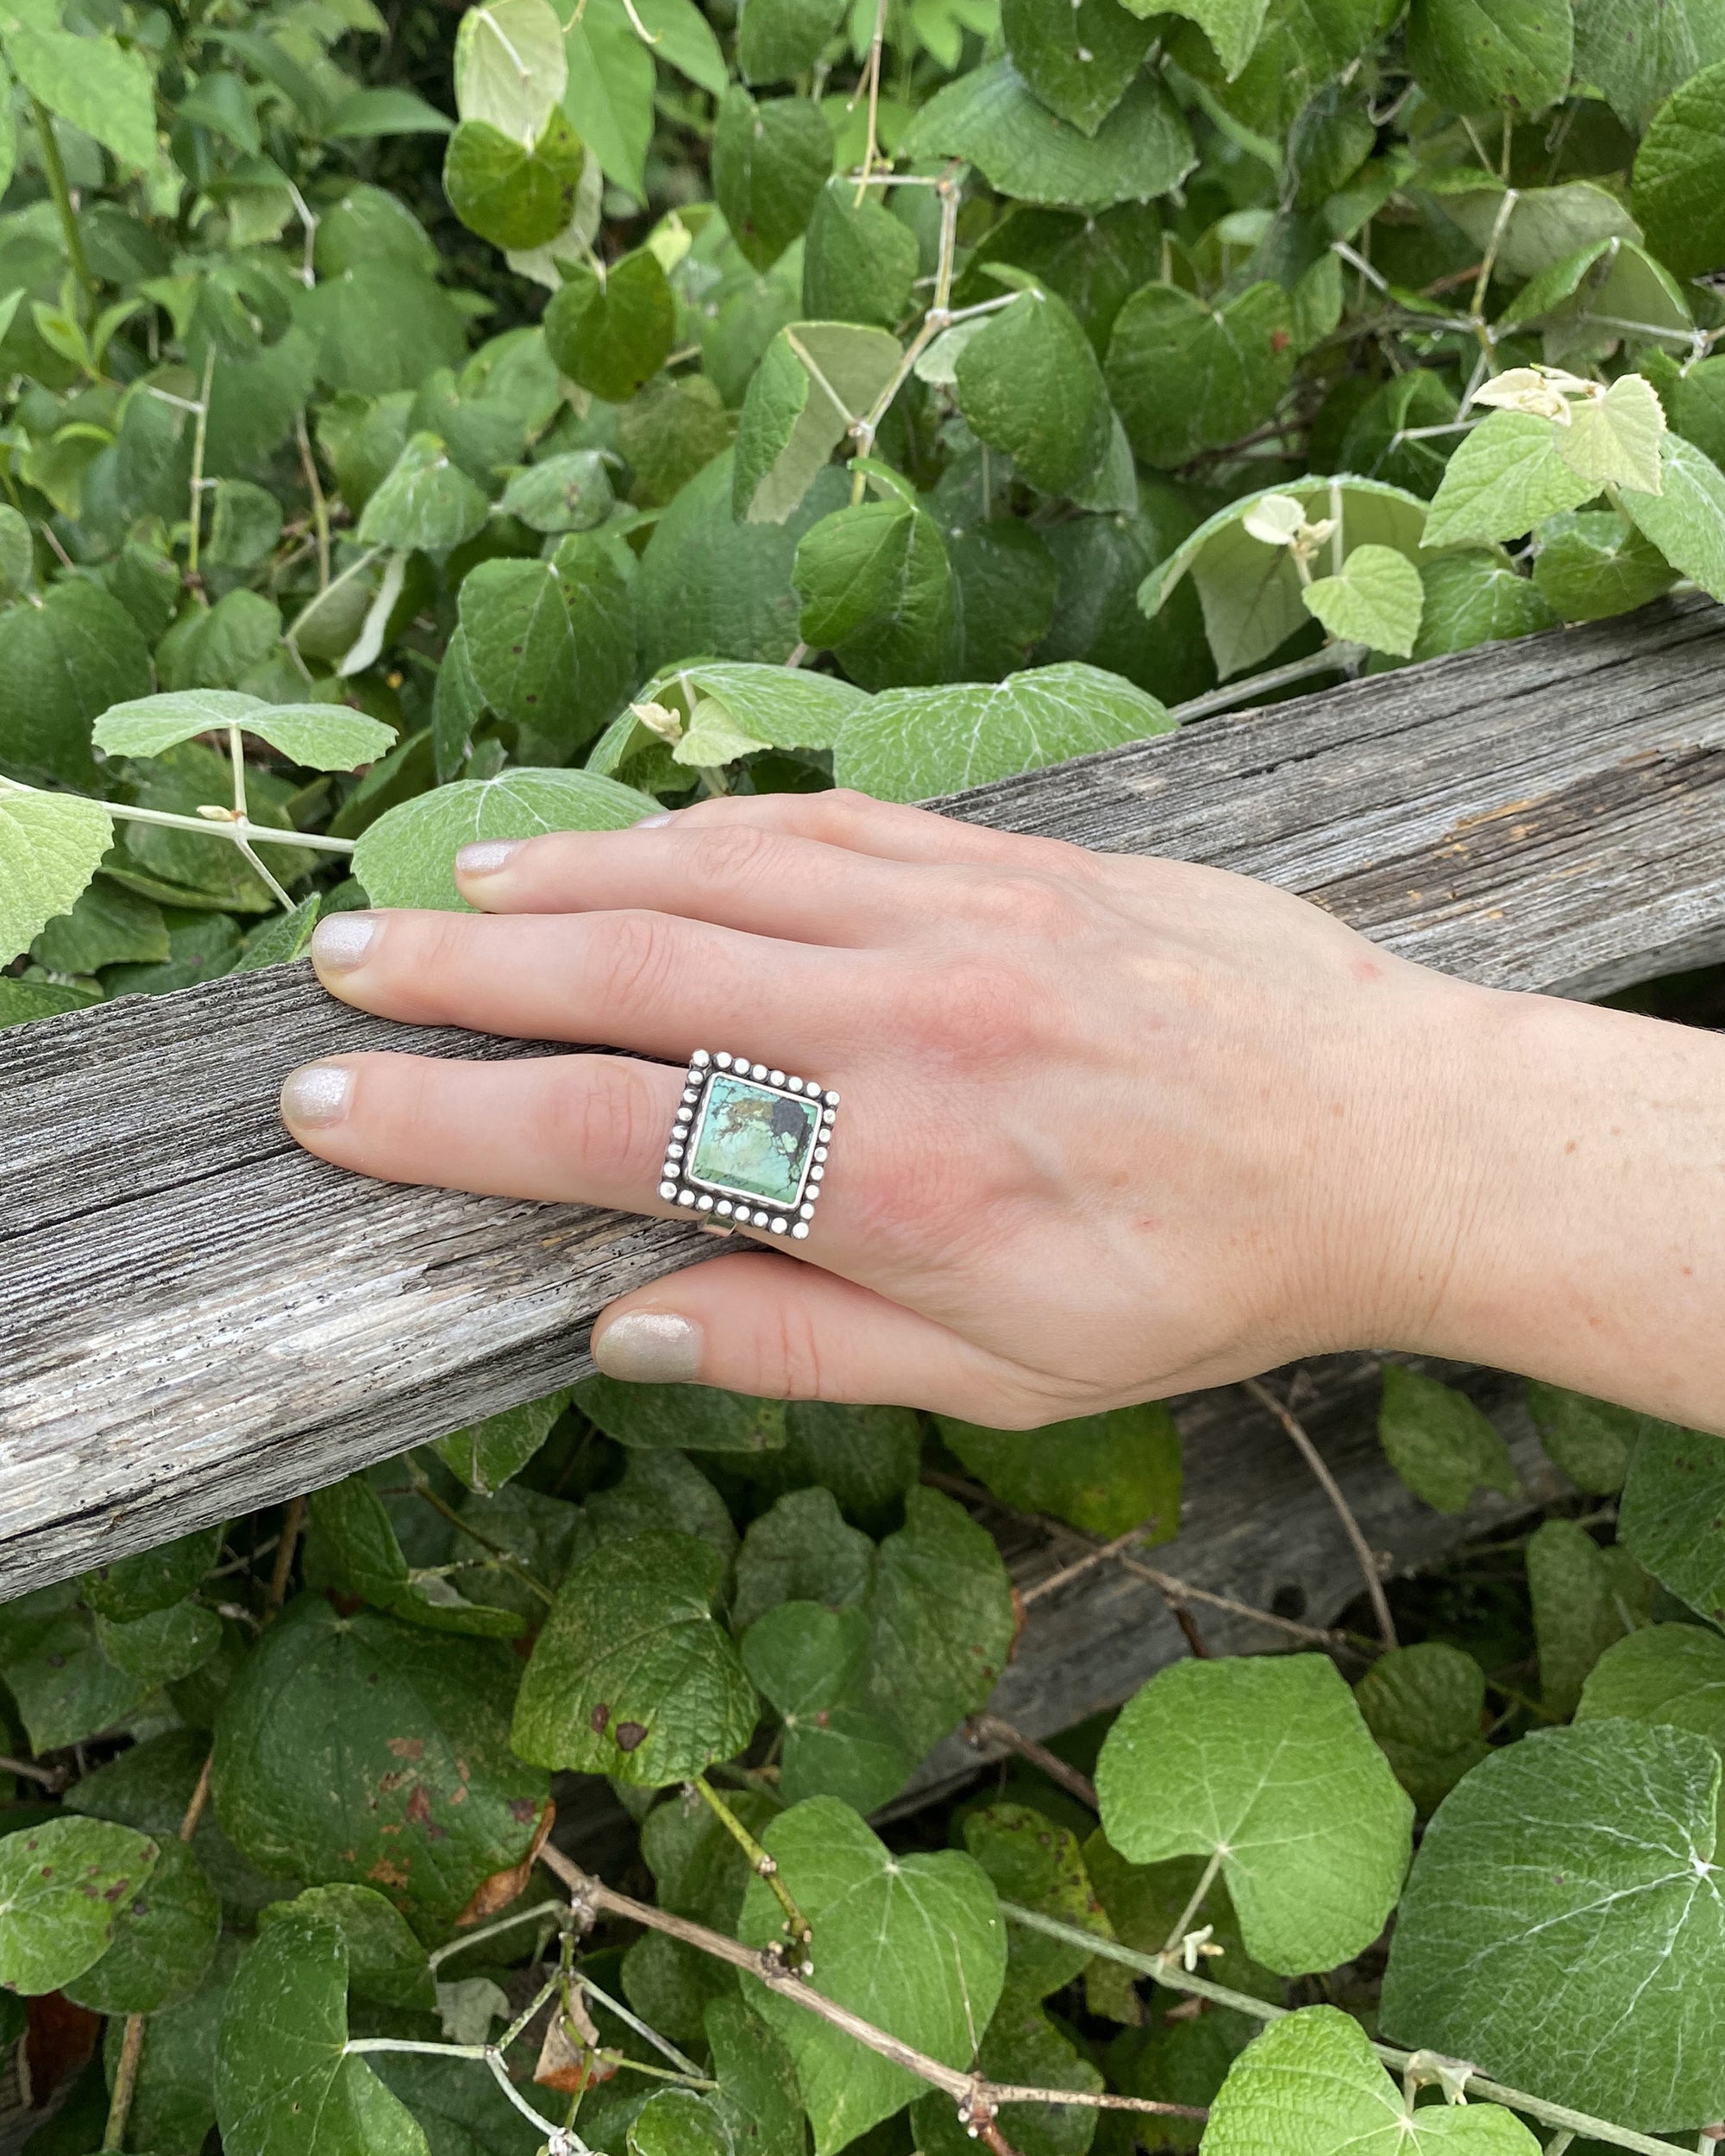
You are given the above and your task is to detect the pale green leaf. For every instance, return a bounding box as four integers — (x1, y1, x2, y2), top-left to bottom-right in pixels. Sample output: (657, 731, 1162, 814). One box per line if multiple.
(1423, 408, 1598, 547)
(1302, 540, 1424, 655)
(632, 0, 729, 92)
(454, 0, 567, 141)
(9, 26, 158, 167)
(1354, 1641, 1489, 1814)
(1095, 1654, 1413, 1975)
(672, 700, 770, 765)
(560, 0, 656, 200)
(1380, 1719, 1725, 2129)
(511, 1531, 759, 1785)
(499, 449, 616, 532)
(0, 1816, 160, 1995)
(1556, 373, 1665, 494)
(1413, 552, 1559, 655)
(1146, 0, 1273, 76)
(902, 59, 1195, 210)
(738, 1796, 1007, 2154)
(1204, 2006, 1540, 2156)
(1499, 237, 1692, 362)
(1633, 58, 1725, 281)
(835, 661, 1170, 800)
(1578, 1622, 1725, 1764)
(215, 1916, 430, 2156)
(1525, 1378, 1640, 1493)
(357, 431, 492, 551)
(0, 784, 114, 967)
(1379, 1364, 1519, 1514)
(733, 321, 902, 523)
(1430, 178, 1638, 283)
(1622, 432, 1725, 602)
(636, 660, 867, 749)
(935, 1401, 1182, 1540)
(95, 690, 397, 773)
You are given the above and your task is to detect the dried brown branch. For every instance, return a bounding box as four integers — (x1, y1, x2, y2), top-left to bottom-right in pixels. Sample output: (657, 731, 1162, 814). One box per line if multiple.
(0, 1752, 69, 1791)
(1019, 1524, 1157, 1607)
(1241, 1376, 1398, 1651)
(265, 1495, 305, 1620)
(962, 1714, 1099, 1813)
(536, 1845, 1206, 2129)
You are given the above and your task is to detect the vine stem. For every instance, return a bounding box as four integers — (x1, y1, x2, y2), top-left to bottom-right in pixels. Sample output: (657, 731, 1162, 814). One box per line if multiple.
(1242, 1376, 1398, 1651)
(296, 413, 331, 592)
(32, 99, 95, 303)
(536, 1845, 1206, 2128)
(406, 1466, 555, 1607)
(0, 1752, 66, 1790)
(186, 344, 216, 584)
(692, 1775, 812, 1952)
(1000, 1903, 1681, 2156)
(849, 0, 888, 200)
(961, 1714, 1099, 1813)
(849, 175, 961, 462)
(1165, 643, 1369, 724)
(1161, 1849, 1225, 1958)
(0, 774, 357, 854)
(265, 1496, 306, 1619)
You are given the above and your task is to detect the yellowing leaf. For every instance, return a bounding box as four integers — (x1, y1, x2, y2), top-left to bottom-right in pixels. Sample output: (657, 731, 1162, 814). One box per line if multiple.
(1557, 373, 1666, 494)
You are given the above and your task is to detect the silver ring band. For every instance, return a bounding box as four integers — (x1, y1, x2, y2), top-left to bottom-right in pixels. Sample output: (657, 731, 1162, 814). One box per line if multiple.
(658, 1049, 837, 1240)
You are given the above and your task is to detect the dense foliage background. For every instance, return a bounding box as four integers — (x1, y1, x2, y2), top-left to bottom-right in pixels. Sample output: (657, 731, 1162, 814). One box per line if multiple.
(3, 0, 1725, 2150)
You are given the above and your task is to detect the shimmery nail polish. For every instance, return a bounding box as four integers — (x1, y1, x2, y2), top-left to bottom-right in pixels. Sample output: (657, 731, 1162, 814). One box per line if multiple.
(310, 912, 379, 972)
(593, 1310, 702, 1382)
(634, 812, 674, 828)
(455, 839, 524, 876)
(280, 1063, 354, 1130)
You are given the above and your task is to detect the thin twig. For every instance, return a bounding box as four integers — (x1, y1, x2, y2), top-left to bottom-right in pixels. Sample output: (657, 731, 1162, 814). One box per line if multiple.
(849, 0, 889, 200)
(179, 1752, 214, 1841)
(266, 1496, 305, 1620)
(1167, 644, 1369, 724)
(296, 412, 331, 592)
(103, 2017, 145, 2153)
(1242, 1377, 1398, 1650)
(408, 1472, 555, 1608)
(1121, 1559, 1357, 1654)
(1019, 1524, 1156, 1606)
(0, 1752, 67, 1791)
(962, 1714, 1099, 1812)
(185, 344, 215, 584)
(536, 1847, 1204, 2125)
(0, 774, 356, 852)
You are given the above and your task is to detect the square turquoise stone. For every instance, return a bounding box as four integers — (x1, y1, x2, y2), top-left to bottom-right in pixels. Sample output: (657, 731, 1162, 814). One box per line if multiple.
(687, 1074, 821, 1208)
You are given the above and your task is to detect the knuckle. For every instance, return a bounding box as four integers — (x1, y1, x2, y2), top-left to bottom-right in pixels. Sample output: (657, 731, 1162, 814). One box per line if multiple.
(585, 910, 680, 1014)
(546, 1061, 659, 1175)
(683, 820, 783, 889)
(963, 869, 1087, 941)
(904, 957, 1048, 1066)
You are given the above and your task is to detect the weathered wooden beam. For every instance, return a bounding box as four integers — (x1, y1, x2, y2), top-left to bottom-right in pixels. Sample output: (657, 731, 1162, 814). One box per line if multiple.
(3, 596, 1722, 1601)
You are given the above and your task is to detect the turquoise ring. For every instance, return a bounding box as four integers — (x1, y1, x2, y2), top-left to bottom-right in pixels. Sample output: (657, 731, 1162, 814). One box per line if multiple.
(658, 1050, 837, 1240)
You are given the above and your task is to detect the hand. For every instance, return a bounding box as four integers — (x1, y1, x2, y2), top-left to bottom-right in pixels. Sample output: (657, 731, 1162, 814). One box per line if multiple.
(279, 790, 1725, 1432)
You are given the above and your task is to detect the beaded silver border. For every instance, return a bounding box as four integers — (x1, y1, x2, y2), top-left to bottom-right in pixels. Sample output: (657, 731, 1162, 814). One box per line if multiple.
(657, 1050, 838, 1241)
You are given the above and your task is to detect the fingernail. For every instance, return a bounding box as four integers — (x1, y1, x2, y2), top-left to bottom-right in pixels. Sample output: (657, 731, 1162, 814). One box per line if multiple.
(635, 812, 674, 828)
(455, 839, 524, 876)
(280, 1062, 354, 1130)
(310, 912, 379, 973)
(593, 1311, 702, 1384)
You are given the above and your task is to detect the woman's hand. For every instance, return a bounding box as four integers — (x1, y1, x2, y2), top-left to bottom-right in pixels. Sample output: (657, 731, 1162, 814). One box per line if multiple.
(279, 789, 1725, 1432)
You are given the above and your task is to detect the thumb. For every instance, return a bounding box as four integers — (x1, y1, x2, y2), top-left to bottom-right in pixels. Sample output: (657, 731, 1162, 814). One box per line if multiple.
(589, 1252, 1039, 1424)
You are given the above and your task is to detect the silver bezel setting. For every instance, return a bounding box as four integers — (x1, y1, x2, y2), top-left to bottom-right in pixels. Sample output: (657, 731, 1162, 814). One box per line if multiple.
(659, 1050, 838, 1241)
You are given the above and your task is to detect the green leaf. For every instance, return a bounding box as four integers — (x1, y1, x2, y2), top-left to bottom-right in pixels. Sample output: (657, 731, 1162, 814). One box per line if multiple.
(794, 493, 958, 687)
(568, 1452, 739, 1570)
(107, 1932, 243, 2156)
(1151, 0, 1273, 76)
(712, 87, 834, 273)
(355, 433, 492, 554)
(258, 1884, 436, 2011)
(631, 0, 729, 93)
(1302, 541, 1424, 655)
(1095, 1655, 1413, 1975)
(935, 1401, 1181, 1540)
(637, 660, 869, 750)
(543, 248, 676, 403)
(864, 1485, 1016, 1759)
(1530, 507, 1677, 623)
(0, 579, 153, 789)
(1106, 280, 1292, 470)
(8, 26, 158, 166)
(801, 181, 919, 328)
(913, 1994, 1106, 2155)
(1574, 0, 1725, 128)
(1525, 1378, 1639, 1493)
(1428, 177, 1639, 283)
(962, 1801, 1115, 2000)
(436, 1390, 571, 1495)
(444, 111, 584, 251)
(0, 1586, 149, 1750)
(511, 1531, 760, 1785)
(742, 1601, 915, 1808)
(0, 1815, 160, 1995)
(1168, 0, 1396, 135)
(575, 1372, 788, 1452)
(1339, 367, 1460, 497)
(561, 0, 657, 200)
(1082, 1830, 1282, 2021)
(1204, 2005, 1540, 2156)
(1554, 373, 1666, 494)
(354, 766, 651, 909)
(455, 548, 633, 756)
(903, 60, 1195, 210)
(944, 514, 1063, 677)
(734, 322, 902, 523)
(1499, 236, 1692, 361)
(631, 1997, 806, 2156)
(93, 690, 397, 773)
(211, 1596, 549, 1927)
(1001, 0, 1157, 133)
(1634, 58, 1725, 280)
(624, 1788, 778, 2041)
(732, 1491, 874, 1639)
(95, 1597, 223, 1685)
(1577, 1622, 1725, 1764)
(327, 86, 457, 138)
(1381, 1719, 1725, 2130)
(738, 1796, 1007, 2154)
(1422, 408, 1598, 547)
(0, 504, 34, 601)
(308, 1476, 528, 1638)
(1527, 1518, 1647, 1717)
(1354, 1641, 1489, 1814)
(32, 874, 166, 974)
(834, 661, 1171, 801)
(1412, 552, 1559, 655)
(1622, 431, 1725, 602)
(499, 448, 617, 532)
(215, 1915, 430, 2156)
(454, 0, 567, 139)
(1619, 1416, 1725, 1620)
(1405, 0, 1571, 114)
(64, 1835, 220, 2015)
(737, 0, 848, 84)
(956, 283, 1113, 498)
(1378, 1364, 1519, 1515)
(0, 785, 114, 968)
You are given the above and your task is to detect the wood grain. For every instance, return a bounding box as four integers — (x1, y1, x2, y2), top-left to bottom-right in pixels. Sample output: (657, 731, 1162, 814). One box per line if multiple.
(2, 597, 1722, 1605)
